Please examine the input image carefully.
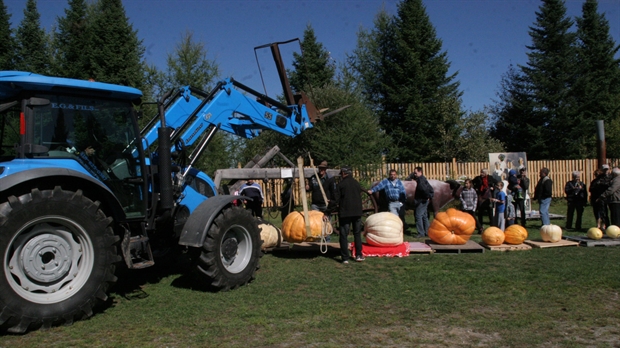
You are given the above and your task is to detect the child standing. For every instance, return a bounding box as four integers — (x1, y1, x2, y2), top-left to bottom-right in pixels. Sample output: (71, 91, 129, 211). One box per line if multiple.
(491, 181, 506, 231)
(460, 179, 481, 233)
(505, 193, 516, 227)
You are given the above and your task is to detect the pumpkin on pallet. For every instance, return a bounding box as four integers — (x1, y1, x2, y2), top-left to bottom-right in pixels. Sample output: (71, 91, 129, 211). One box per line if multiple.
(481, 226, 505, 246)
(540, 224, 562, 243)
(606, 225, 620, 239)
(363, 212, 403, 247)
(258, 219, 282, 249)
(504, 224, 528, 245)
(428, 208, 476, 245)
(281, 210, 332, 243)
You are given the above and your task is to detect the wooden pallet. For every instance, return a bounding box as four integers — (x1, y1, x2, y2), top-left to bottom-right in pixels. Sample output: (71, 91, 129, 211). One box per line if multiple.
(524, 239, 579, 249)
(408, 242, 434, 254)
(480, 242, 532, 251)
(424, 240, 485, 254)
(562, 235, 620, 247)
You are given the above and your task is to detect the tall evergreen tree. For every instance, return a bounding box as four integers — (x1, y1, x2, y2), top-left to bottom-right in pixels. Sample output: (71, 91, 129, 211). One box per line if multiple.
(523, 0, 576, 159)
(52, 0, 89, 79)
(288, 24, 335, 92)
(85, 0, 144, 89)
(574, 0, 620, 157)
(0, 0, 14, 70)
(14, 0, 49, 74)
(352, 0, 462, 162)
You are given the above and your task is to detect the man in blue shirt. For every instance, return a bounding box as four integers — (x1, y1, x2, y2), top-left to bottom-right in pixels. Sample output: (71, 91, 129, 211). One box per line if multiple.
(368, 169, 407, 226)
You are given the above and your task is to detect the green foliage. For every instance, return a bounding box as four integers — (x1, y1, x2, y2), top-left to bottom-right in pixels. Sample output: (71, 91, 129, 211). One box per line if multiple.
(491, 0, 620, 160)
(288, 24, 335, 92)
(351, 0, 463, 162)
(14, 0, 49, 74)
(573, 0, 620, 157)
(85, 0, 144, 89)
(0, 0, 15, 70)
(51, 0, 89, 79)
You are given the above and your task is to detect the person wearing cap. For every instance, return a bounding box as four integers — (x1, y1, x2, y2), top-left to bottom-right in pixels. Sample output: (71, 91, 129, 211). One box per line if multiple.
(564, 171, 587, 231)
(533, 167, 553, 226)
(368, 169, 407, 227)
(599, 167, 620, 227)
(238, 179, 264, 218)
(332, 166, 364, 263)
(305, 161, 337, 213)
(590, 166, 611, 229)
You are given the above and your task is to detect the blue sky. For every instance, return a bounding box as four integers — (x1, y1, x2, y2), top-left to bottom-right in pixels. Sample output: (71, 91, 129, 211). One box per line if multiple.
(5, 0, 620, 112)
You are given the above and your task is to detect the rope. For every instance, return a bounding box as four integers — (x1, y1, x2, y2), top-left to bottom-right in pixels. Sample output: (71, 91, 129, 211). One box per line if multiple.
(318, 217, 333, 254)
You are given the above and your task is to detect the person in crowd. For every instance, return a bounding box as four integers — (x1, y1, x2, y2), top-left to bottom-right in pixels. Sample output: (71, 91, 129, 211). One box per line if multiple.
(599, 167, 620, 227)
(516, 167, 530, 227)
(590, 165, 611, 229)
(368, 169, 407, 227)
(505, 193, 516, 228)
(490, 181, 507, 230)
(564, 171, 587, 231)
(239, 179, 264, 218)
(533, 167, 553, 226)
(459, 179, 481, 233)
(411, 167, 433, 238)
(472, 169, 497, 230)
(331, 166, 364, 263)
(305, 161, 337, 213)
(280, 178, 296, 221)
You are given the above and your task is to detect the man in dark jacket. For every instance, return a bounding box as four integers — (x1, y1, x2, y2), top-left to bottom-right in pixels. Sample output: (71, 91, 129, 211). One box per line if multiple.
(411, 166, 433, 238)
(334, 166, 364, 263)
(564, 171, 587, 230)
(533, 167, 553, 226)
(472, 169, 497, 231)
(305, 161, 337, 213)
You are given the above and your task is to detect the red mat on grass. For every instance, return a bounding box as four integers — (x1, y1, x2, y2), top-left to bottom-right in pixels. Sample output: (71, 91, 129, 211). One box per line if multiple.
(350, 242, 410, 257)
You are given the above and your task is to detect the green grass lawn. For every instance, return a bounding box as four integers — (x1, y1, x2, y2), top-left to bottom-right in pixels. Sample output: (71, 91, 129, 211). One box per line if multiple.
(1, 200, 619, 347)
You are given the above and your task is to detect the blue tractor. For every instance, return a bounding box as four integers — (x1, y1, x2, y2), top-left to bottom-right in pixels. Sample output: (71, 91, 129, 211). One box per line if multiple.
(0, 41, 318, 333)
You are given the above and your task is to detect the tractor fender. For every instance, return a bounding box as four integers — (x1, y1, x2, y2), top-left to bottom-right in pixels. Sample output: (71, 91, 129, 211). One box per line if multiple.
(0, 168, 125, 220)
(179, 194, 252, 247)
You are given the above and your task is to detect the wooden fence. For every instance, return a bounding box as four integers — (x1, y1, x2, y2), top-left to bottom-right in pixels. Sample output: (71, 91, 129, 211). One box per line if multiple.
(256, 158, 619, 209)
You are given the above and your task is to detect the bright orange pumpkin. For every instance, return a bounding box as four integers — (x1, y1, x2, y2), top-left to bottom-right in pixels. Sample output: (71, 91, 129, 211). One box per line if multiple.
(504, 224, 528, 245)
(481, 226, 505, 246)
(281, 210, 332, 243)
(428, 208, 476, 245)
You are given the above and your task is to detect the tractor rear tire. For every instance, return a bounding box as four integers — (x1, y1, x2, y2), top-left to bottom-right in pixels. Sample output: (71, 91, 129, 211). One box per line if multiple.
(196, 206, 261, 291)
(0, 187, 119, 333)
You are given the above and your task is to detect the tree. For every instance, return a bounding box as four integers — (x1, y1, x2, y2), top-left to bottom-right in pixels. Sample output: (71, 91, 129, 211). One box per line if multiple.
(52, 0, 89, 79)
(574, 0, 620, 157)
(0, 0, 15, 70)
(288, 24, 335, 92)
(143, 31, 229, 176)
(351, 0, 462, 162)
(85, 0, 144, 89)
(14, 0, 49, 74)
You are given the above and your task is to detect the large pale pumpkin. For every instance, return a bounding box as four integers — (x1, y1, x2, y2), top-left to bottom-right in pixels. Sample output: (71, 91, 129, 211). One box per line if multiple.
(504, 224, 528, 245)
(481, 226, 505, 246)
(364, 212, 403, 247)
(428, 208, 476, 245)
(606, 225, 620, 239)
(540, 224, 562, 243)
(281, 211, 332, 243)
(259, 220, 282, 249)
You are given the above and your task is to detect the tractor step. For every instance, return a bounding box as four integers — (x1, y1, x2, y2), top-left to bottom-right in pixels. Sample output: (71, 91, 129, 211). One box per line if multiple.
(121, 230, 155, 269)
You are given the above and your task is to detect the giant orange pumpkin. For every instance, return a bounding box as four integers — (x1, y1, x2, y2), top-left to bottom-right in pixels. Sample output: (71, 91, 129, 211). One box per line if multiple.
(504, 224, 528, 244)
(428, 208, 476, 245)
(281, 210, 332, 243)
(481, 226, 505, 246)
